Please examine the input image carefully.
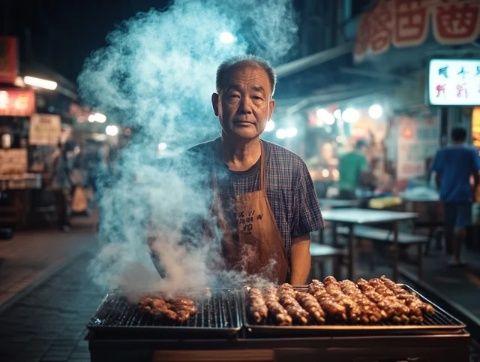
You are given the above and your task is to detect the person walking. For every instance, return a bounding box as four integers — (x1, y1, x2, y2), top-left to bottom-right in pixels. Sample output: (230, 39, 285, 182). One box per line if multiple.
(431, 127, 480, 266)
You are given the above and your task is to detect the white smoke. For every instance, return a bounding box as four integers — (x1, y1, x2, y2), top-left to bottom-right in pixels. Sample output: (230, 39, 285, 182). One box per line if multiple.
(81, 0, 298, 298)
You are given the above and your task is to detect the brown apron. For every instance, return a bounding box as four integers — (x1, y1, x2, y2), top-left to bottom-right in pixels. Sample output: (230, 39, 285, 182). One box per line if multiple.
(212, 142, 289, 283)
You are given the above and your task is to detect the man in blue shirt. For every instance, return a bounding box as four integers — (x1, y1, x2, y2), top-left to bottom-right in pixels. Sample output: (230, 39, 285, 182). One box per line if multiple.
(431, 127, 480, 266)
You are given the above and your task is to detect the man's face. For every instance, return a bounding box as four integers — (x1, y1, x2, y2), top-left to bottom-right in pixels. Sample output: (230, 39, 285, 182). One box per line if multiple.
(212, 64, 275, 142)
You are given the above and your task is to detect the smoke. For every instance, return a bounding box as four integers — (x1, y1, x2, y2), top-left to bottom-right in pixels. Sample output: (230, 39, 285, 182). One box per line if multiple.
(80, 0, 298, 299)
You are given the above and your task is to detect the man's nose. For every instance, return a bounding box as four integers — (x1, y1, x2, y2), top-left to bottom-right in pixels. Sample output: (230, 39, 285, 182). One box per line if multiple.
(238, 96, 252, 113)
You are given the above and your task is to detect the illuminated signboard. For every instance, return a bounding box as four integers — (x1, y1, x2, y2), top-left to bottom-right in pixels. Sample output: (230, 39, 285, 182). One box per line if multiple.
(0, 88, 35, 116)
(0, 37, 18, 84)
(428, 59, 480, 106)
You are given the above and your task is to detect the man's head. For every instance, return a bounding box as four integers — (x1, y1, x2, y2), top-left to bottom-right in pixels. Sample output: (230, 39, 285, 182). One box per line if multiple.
(354, 139, 367, 151)
(212, 55, 276, 142)
(451, 127, 467, 143)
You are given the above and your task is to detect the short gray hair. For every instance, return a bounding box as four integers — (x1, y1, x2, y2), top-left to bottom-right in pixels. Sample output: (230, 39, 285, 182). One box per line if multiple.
(216, 55, 277, 96)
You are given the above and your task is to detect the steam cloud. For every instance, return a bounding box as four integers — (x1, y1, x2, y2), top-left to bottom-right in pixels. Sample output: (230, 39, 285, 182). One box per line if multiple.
(79, 0, 298, 300)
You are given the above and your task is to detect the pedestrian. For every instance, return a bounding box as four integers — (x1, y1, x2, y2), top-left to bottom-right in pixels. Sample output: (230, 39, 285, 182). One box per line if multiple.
(431, 127, 480, 266)
(49, 141, 74, 232)
(179, 55, 324, 284)
(337, 139, 370, 199)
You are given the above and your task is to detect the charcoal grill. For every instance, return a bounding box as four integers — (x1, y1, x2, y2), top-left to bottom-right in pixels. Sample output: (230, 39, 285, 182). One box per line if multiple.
(87, 285, 471, 362)
(87, 289, 242, 339)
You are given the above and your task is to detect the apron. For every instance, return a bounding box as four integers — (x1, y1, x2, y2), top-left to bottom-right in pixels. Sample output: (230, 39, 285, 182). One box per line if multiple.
(211, 142, 289, 283)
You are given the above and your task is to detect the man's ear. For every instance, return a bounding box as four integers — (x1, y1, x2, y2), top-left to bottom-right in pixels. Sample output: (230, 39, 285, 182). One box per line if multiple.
(212, 93, 219, 116)
(268, 98, 275, 119)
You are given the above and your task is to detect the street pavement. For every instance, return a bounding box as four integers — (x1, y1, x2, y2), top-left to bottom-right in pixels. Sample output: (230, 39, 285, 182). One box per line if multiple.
(0, 215, 104, 362)
(0, 214, 479, 361)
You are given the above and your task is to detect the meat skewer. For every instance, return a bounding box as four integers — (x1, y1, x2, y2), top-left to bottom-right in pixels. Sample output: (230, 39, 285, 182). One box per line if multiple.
(246, 287, 268, 324)
(295, 291, 326, 324)
(323, 276, 363, 323)
(138, 295, 198, 323)
(379, 276, 435, 316)
(308, 279, 347, 321)
(263, 286, 293, 326)
(364, 278, 411, 324)
(339, 279, 383, 323)
(277, 283, 310, 325)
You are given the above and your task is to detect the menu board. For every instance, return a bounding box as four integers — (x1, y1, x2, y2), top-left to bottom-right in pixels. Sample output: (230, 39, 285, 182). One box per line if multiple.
(428, 59, 480, 106)
(0, 149, 27, 175)
(29, 113, 61, 145)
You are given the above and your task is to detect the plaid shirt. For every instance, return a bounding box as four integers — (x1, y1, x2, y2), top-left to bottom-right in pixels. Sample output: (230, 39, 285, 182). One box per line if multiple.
(185, 138, 324, 257)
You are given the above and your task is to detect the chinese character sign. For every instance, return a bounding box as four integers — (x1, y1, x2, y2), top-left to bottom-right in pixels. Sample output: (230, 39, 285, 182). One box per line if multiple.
(428, 59, 480, 106)
(355, 0, 480, 62)
(0, 37, 18, 84)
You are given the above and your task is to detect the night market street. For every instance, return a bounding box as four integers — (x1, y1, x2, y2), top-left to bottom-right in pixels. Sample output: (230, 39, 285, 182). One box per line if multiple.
(2, 0, 480, 361)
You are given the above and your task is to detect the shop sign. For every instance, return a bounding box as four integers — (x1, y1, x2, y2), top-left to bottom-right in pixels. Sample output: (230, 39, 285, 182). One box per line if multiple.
(396, 116, 439, 180)
(0, 88, 36, 116)
(428, 58, 480, 106)
(472, 107, 480, 148)
(0, 149, 27, 175)
(355, 0, 480, 62)
(29, 113, 61, 145)
(0, 37, 18, 84)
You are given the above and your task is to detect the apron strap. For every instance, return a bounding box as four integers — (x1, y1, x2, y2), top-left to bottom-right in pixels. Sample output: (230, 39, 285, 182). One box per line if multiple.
(259, 141, 266, 192)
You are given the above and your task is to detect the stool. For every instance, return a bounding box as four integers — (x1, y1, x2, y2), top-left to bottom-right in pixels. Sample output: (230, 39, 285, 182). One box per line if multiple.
(310, 243, 346, 279)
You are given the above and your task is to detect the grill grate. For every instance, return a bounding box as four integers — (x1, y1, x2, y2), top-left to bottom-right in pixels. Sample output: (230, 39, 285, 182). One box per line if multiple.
(243, 285, 467, 337)
(88, 290, 242, 338)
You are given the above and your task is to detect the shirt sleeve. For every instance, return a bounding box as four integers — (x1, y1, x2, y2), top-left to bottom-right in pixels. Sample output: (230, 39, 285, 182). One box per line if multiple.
(360, 154, 369, 171)
(291, 161, 324, 238)
(430, 151, 442, 173)
(472, 149, 480, 171)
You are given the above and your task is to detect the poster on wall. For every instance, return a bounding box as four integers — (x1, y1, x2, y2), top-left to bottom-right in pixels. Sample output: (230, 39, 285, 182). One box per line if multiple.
(29, 114, 61, 145)
(396, 116, 440, 181)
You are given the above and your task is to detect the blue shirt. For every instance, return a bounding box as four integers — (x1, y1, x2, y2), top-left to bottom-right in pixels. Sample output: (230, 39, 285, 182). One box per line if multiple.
(431, 144, 480, 202)
(183, 138, 324, 258)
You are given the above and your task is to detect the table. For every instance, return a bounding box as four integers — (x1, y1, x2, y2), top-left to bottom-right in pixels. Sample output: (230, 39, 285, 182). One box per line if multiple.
(322, 208, 418, 281)
(318, 198, 360, 210)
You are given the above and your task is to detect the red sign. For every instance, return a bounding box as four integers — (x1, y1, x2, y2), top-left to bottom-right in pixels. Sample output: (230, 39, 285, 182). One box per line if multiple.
(0, 88, 36, 116)
(355, 0, 480, 62)
(0, 37, 18, 84)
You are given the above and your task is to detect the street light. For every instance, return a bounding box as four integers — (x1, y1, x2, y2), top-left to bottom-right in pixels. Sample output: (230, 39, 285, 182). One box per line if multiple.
(88, 112, 107, 123)
(218, 31, 236, 44)
(23, 76, 57, 90)
(368, 104, 383, 119)
(105, 125, 119, 136)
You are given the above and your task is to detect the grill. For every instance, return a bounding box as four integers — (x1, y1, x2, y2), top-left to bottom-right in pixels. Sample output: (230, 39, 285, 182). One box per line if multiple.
(87, 289, 242, 338)
(87, 285, 471, 362)
(242, 285, 466, 337)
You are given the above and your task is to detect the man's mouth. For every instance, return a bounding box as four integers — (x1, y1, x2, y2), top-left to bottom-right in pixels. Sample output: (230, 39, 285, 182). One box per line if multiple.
(233, 120, 253, 126)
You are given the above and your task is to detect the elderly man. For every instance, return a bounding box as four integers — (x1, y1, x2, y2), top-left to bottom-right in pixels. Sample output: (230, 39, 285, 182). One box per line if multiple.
(185, 56, 323, 284)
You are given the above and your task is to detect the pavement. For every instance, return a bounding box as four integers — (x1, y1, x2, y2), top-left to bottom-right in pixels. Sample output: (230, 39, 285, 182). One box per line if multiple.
(0, 213, 479, 361)
(0, 214, 104, 362)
